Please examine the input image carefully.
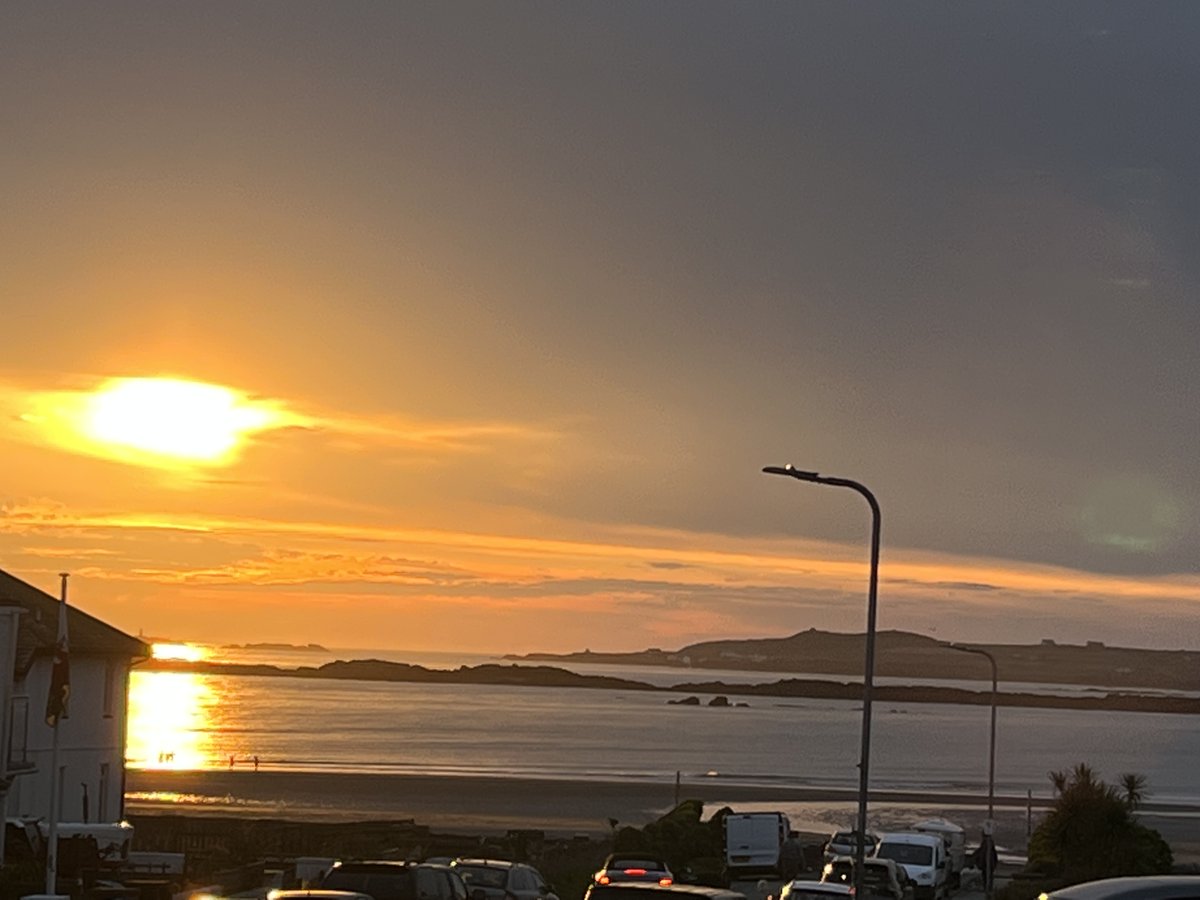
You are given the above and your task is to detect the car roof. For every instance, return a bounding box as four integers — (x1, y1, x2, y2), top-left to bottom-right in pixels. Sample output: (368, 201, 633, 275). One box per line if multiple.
(270, 892, 376, 900)
(331, 861, 413, 871)
(588, 884, 746, 900)
(454, 859, 516, 869)
(877, 832, 941, 845)
(604, 856, 671, 865)
(787, 881, 854, 895)
(1044, 877, 1200, 900)
(827, 856, 893, 867)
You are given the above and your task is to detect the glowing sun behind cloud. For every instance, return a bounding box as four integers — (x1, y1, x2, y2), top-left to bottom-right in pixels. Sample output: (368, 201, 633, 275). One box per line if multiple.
(22, 376, 306, 470)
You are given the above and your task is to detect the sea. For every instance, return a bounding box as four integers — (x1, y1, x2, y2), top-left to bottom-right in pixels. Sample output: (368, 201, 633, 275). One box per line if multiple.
(126, 644, 1200, 811)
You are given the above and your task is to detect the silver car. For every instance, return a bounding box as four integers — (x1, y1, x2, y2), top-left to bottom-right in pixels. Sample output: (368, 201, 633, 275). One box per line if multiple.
(451, 859, 558, 900)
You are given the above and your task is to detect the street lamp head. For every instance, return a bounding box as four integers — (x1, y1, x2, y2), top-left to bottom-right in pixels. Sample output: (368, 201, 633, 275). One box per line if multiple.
(762, 465, 822, 481)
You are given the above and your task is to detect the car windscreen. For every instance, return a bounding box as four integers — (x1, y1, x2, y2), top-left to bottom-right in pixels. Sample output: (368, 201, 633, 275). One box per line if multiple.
(322, 870, 416, 900)
(455, 867, 509, 889)
(875, 844, 932, 866)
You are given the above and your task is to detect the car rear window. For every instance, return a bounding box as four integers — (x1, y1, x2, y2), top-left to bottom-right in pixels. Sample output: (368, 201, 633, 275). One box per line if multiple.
(455, 866, 509, 889)
(610, 860, 666, 870)
(322, 869, 416, 900)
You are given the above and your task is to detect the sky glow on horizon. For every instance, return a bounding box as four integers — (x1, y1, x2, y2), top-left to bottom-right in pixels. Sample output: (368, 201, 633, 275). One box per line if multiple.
(1, 4, 1198, 653)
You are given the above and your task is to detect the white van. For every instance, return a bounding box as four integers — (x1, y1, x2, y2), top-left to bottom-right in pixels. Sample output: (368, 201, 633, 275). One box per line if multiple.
(873, 832, 947, 900)
(724, 811, 790, 879)
(910, 819, 965, 888)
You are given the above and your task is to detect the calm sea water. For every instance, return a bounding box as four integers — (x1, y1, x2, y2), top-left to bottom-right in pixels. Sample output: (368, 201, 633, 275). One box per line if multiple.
(126, 645, 1200, 806)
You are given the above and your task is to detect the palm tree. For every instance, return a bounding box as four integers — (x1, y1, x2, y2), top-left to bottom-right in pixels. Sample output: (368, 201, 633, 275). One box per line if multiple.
(1119, 773, 1148, 810)
(1049, 769, 1068, 795)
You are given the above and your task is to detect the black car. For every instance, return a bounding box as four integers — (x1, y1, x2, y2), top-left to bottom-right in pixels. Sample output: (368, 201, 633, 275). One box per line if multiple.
(585, 884, 746, 900)
(320, 861, 468, 900)
(1044, 877, 1200, 900)
(594, 855, 675, 886)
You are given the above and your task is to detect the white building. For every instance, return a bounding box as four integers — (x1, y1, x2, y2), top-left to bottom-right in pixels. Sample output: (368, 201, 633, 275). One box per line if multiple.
(0, 569, 148, 828)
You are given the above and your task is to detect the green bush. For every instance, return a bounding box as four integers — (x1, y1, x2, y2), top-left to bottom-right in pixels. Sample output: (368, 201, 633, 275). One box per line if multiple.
(1026, 764, 1172, 886)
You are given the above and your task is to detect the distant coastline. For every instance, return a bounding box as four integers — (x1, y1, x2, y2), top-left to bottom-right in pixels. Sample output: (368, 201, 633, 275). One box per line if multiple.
(136, 656, 1200, 715)
(505, 628, 1200, 693)
(221, 642, 330, 652)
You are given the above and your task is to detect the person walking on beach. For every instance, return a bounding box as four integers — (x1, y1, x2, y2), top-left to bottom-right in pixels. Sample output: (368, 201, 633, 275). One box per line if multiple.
(229, 754, 235, 769)
(778, 831, 806, 881)
(253, 754, 260, 771)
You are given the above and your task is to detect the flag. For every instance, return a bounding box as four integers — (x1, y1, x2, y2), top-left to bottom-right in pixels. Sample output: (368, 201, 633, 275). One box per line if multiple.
(45, 594, 69, 727)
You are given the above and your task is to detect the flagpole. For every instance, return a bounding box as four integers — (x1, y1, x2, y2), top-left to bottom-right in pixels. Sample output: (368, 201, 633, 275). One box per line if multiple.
(45, 572, 68, 896)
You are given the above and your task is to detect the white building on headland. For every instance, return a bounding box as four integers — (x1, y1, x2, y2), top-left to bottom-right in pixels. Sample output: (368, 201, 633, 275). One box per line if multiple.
(0, 569, 148, 828)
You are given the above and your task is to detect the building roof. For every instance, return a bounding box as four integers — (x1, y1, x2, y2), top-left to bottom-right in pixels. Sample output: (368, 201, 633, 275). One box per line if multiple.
(0, 569, 149, 672)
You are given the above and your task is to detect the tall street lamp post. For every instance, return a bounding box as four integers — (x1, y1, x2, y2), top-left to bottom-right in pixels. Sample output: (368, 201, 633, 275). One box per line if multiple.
(762, 465, 881, 900)
(950, 643, 999, 896)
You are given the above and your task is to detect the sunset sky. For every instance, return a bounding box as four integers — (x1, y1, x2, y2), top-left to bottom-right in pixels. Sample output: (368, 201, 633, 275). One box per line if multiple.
(2, 4, 1197, 653)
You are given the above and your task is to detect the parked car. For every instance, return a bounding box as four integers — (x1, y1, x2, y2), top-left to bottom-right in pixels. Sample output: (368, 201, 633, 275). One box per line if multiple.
(910, 820, 965, 888)
(585, 884, 745, 900)
(320, 860, 468, 900)
(451, 859, 558, 900)
(820, 856, 914, 900)
(595, 855, 675, 885)
(872, 833, 948, 900)
(1041, 877, 1200, 900)
(724, 811, 791, 879)
(779, 881, 854, 900)
(821, 831, 880, 863)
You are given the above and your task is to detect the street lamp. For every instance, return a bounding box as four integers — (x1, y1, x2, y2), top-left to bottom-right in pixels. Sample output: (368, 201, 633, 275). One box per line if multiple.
(949, 643, 998, 896)
(762, 465, 880, 900)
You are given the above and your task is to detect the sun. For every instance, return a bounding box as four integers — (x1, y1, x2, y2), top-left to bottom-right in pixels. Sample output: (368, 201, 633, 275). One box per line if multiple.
(25, 376, 305, 470)
(83, 378, 277, 463)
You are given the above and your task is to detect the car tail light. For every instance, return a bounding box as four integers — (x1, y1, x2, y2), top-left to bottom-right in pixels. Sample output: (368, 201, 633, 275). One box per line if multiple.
(658, 878, 673, 887)
(623, 870, 647, 876)
(597, 876, 611, 885)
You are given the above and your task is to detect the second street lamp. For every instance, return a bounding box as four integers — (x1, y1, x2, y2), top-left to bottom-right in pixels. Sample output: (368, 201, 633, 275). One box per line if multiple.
(949, 643, 999, 897)
(762, 465, 881, 900)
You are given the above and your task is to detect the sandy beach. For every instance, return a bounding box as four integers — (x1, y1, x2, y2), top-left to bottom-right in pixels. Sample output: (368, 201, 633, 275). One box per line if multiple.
(124, 769, 1200, 862)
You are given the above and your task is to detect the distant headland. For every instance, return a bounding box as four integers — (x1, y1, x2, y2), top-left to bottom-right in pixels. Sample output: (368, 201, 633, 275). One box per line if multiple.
(506, 628, 1200, 693)
(222, 642, 330, 652)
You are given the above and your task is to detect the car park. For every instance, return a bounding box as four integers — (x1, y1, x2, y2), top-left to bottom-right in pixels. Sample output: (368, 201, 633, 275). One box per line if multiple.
(320, 860, 468, 900)
(594, 855, 675, 885)
(779, 880, 854, 900)
(1039, 877, 1200, 900)
(822, 831, 880, 863)
(821, 856, 914, 900)
(451, 859, 558, 900)
(585, 884, 746, 900)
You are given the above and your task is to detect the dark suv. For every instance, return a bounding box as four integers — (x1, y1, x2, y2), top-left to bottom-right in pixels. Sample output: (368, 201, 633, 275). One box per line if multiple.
(321, 860, 468, 900)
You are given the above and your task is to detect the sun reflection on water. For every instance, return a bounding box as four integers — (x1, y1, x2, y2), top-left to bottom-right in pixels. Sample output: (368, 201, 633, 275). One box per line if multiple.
(127, 670, 221, 770)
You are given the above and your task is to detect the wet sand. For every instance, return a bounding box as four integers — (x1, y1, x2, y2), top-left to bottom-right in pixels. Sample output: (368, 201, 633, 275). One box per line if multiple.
(124, 769, 1200, 861)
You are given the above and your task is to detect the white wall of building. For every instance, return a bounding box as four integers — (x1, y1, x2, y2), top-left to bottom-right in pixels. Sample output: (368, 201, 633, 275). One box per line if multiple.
(8, 654, 131, 824)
